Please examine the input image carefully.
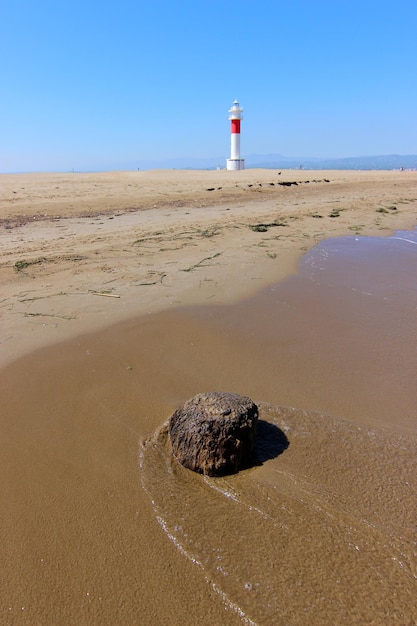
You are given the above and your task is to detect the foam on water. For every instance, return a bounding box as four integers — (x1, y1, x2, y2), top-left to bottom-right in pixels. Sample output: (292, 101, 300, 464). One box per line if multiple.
(140, 404, 417, 625)
(2, 226, 415, 624)
(139, 228, 417, 623)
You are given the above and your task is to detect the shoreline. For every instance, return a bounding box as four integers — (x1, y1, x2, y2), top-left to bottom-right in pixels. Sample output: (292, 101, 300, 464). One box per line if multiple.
(1, 169, 416, 624)
(1, 169, 417, 368)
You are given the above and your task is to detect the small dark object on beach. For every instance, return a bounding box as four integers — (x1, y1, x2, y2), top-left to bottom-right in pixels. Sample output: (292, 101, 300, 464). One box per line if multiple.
(249, 220, 288, 232)
(169, 392, 258, 476)
(206, 188, 215, 191)
(250, 224, 269, 232)
(278, 181, 298, 187)
(14, 256, 49, 272)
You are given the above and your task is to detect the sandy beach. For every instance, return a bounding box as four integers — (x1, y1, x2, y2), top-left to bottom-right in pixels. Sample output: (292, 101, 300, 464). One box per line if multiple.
(1, 169, 417, 625)
(1, 169, 417, 367)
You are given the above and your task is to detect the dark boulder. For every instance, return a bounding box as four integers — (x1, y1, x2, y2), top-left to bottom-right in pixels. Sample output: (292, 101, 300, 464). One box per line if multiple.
(169, 392, 258, 476)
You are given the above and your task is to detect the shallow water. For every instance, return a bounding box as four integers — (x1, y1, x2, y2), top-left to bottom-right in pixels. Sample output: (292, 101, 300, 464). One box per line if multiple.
(141, 407, 416, 625)
(1, 229, 416, 625)
(179, 228, 417, 430)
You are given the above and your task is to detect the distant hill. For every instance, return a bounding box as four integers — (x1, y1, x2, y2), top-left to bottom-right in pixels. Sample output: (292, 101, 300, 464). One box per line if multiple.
(244, 154, 417, 170)
(134, 154, 417, 171)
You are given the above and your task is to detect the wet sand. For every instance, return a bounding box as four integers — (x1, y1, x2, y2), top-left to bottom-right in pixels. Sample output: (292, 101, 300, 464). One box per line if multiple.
(1, 170, 416, 624)
(2, 168, 417, 368)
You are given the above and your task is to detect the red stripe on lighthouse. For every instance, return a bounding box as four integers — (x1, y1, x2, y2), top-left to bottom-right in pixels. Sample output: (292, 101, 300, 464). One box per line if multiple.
(231, 119, 240, 134)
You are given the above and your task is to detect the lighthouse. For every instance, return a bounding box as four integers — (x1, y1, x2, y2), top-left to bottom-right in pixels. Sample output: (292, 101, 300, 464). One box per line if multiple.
(226, 100, 245, 171)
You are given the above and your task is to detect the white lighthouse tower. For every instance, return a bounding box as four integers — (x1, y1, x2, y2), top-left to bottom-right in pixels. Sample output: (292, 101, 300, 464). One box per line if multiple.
(226, 100, 245, 171)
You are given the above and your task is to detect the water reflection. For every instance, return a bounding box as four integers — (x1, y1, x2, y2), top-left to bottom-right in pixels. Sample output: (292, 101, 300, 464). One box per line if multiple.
(299, 228, 417, 298)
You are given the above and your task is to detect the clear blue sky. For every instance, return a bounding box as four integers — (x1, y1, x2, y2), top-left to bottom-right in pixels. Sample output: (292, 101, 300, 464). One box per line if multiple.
(1, 0, 416, 172)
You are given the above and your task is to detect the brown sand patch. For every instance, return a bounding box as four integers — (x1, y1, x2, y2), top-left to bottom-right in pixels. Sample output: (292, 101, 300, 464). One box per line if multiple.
(0, 169, 416, 624)
(1, 253, 416, 623)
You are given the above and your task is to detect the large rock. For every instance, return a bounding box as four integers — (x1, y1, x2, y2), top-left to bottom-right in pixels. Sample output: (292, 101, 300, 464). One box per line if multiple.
(169, 392, 258, 476)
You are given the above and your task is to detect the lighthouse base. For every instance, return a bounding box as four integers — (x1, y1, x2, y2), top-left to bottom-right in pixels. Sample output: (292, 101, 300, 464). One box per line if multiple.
(226, 159, 245, 171)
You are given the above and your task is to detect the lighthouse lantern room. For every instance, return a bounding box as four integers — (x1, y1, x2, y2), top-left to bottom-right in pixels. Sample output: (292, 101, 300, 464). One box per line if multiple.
(226, 100, 245, 171)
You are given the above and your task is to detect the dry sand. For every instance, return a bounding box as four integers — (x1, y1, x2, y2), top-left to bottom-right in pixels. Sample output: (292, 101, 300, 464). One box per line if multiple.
(1, 169, 416, 625)
(1, 168, 416, 367)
